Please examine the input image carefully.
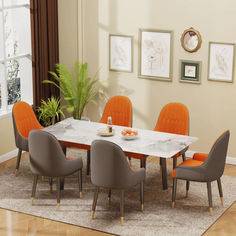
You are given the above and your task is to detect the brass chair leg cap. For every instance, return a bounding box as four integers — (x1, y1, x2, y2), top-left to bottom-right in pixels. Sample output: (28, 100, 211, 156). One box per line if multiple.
(171, 202, 175, 209)
(91, 210, 95, 219)
(141, 204, 144, 212)
(80, 192, 83, 198)
(57, 203, 60, 211)
(120, 217, 124, 225)
(15, 169, 19, 176)
(210, 207, 213, 216)
(220, 197, 224, 206)
(30, 197, 34, 206)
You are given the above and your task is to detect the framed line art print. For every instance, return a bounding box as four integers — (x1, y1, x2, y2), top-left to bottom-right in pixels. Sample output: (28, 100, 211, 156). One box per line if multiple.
(208, 42, 235, 83)
(139, 29, 173, 81)
(109, 34, 133, 72)
(180, 60, 201, 84)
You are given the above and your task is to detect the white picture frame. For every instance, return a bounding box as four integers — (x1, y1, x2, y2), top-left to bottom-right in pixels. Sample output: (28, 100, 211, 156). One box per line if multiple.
(109, 34, 133, 72)
(139, 29, 173, 81)
(208, 42, 235, 83)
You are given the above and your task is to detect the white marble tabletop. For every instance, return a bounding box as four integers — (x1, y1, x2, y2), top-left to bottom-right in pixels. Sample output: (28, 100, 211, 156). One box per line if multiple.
(44, 118, 198, 158)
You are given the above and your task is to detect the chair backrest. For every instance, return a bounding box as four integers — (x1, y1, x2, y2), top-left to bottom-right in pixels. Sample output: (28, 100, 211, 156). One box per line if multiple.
(100, 96, 132, 127)
(29, 130, 67, 177)
(202, 130, 230, 181)
(155, 102, 189, 135)
(91, 140, 134, 189)
(12, 101, 43, 138)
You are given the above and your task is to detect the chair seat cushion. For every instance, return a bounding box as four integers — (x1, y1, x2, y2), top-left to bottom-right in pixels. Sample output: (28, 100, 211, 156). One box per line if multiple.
(172, 159, 204, 178)
(193, 153, 208, 162)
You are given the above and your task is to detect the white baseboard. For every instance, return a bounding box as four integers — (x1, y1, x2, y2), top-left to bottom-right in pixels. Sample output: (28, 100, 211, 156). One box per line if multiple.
(226, 156, 236, 165)
(185, 150, 195, 158)
(186, 150, 236, 165)
(0, 149, 19, 163)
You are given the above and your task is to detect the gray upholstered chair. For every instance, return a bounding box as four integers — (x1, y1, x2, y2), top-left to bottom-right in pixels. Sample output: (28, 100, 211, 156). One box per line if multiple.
(172, 130, 230, 215)
(29, 130, 83, 210)
(90, 140, 145, 225)
(12, 101, 43, 175)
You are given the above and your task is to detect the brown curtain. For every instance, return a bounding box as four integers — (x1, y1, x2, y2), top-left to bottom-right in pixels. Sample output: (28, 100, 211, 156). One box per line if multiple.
(30, 0, 59, 109)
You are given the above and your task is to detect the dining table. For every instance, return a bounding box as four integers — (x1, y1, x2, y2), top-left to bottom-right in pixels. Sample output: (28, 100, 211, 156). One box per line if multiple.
(44, 117, 198, 190)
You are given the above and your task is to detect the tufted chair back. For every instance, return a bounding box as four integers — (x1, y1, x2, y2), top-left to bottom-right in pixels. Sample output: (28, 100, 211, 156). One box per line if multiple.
(155, 102, 189, 135)
(100, 96, 132, 127)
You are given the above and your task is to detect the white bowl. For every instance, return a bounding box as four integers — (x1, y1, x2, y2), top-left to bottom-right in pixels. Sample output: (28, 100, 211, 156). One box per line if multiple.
(122, 134, 138, 140)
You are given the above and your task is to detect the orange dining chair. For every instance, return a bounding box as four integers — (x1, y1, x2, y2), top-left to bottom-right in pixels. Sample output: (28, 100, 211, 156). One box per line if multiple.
(129, 102, 189, 171)
(85, 96, 132, 175)
(12, 101, 43, 175)
(155, 102, 189, 169)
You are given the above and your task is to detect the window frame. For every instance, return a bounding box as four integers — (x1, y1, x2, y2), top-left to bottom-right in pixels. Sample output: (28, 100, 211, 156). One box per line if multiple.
(0, 1, 32, 118)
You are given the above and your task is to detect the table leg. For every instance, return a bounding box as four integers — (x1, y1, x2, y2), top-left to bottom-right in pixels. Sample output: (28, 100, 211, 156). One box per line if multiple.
(160, 157, 168, 190)
(60, 177, 65, 190)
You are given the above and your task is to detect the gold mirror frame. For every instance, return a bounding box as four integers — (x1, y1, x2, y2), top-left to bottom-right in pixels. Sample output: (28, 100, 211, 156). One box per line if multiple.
(181, 27, 202, 53)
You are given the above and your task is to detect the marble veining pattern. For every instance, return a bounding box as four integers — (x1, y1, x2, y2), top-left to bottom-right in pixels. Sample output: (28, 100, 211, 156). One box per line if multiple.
(44, 118, 198, 158)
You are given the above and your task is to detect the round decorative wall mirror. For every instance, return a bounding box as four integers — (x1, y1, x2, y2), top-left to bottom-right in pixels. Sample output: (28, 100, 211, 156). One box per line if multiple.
(181, 27, 202, 53)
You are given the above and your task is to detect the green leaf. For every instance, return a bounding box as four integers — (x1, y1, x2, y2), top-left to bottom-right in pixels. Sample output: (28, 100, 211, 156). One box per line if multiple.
(43, 60, 102, 119)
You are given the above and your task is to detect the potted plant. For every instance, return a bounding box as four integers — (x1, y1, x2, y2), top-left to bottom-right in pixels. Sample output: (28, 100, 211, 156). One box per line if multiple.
(37, 96, 65, 126)
(43, 61, 99, 120)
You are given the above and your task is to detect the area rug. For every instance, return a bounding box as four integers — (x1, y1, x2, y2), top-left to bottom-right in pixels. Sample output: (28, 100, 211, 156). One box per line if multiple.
(0, 149, 235, 236)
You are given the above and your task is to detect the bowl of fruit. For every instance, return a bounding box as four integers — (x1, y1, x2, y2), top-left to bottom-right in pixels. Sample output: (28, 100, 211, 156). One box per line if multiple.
(121, 128, 139, 140)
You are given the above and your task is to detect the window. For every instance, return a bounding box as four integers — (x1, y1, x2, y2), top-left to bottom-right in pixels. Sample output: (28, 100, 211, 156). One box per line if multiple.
(0, 0, 32, 115)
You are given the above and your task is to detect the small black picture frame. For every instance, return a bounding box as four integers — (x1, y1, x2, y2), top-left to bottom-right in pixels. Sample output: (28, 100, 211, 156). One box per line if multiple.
(180, 60, 201, 84)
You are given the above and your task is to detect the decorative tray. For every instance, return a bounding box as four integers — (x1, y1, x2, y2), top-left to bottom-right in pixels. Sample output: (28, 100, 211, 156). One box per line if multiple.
(97, 128, 115, 137)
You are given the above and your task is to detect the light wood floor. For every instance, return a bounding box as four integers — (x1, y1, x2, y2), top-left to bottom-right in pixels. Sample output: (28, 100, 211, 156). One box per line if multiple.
(0, 154, 235, 235)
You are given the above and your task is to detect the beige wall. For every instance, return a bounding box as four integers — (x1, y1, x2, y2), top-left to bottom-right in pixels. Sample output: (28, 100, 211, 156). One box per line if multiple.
(59, 0, 236, 156)
(0, 116, 15, 156)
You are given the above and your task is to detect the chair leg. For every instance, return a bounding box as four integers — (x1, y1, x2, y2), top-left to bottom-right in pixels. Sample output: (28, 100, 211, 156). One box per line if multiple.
(207, 182, 213, 216)
(49, 177, 53, 193)
(91, 187, 99, 219)
(217, 178, 224, 205)
(140, 181, 144, 212)
(87, 150, 90, 176)
(120, 190, 125, 225)
(78, 170, 83, 198)
(172, 178, 177, 208)
(60, 177, 64, 190)
(57, 177, 61, 211)
(31, 175, 38, 205)
(62, 146, 67, 155)
(108, 189, 111, 204)
(128, 157, 132, 167)
(182, 152, 186, 162)
(186, 180, 190, 197)
(15, 149, 22, 176)
(173, 157, 177, 169)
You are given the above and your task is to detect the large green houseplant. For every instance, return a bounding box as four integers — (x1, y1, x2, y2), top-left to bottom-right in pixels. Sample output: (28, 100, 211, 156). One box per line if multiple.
(44, 61, 99, 120)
